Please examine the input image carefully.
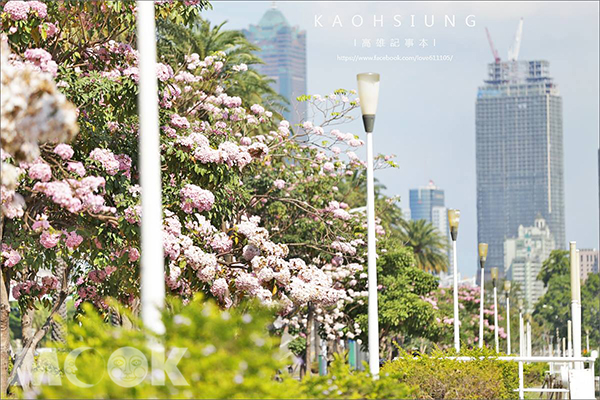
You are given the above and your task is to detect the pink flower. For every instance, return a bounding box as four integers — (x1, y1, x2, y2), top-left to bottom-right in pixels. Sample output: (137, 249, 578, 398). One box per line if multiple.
(209, 232, 233, 253)
(54, 144, 74, 160)
(67, 162, 86, 177)
(40, 231, 60, 249)
(89, 148, 119, 175)
(180, 184, 214, 214)
(23, 48, 57, 76)
(28, 1, 47, 18)
(107, 121, 119, 133)
(273, 179, 286, 190)
(88, 269, 107, 284)
(156, 63, 174, 82)
(32, 214, 50, 232)
(42, 22, 58, 38)
(170, 114, 190, 129)
(211, 278, 229, 299)
(41, 276, 59, 294)
(250, 104, 265, 115)
(28, 161, 52, 182)
(128, 247, 140, 262)
(124, 205, 141, 225)
(64, 231, 83, 250)
(3, 1, 30, 21)
(242, 244, 260, 261)
(1, 245, 21, 268)
(123, 66, 139, 82)
(323, 162, 335, 172)
(115, 154, 132, 178)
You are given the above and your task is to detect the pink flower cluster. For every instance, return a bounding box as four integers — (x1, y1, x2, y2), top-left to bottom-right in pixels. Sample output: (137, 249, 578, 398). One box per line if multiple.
(170, 113, 190, 129)
(37, 228, 83, 250)
(23, 48, 58, 77)
(331, 240, 357, 255)
(28, 159, 52, 181)
(1, 244, 21, 268)
(54, 143, 74, 160)
(156, 63, 174, 82)
(3, 1, 46, 21)
(12, 275, 58, 301)
(323, 200, 352, 221)
(67, 162, 86, 177)
(89, 148, 119, 175)
(33, 176, 113, 214)
(179, 184, 214, 214)
(1, 187, 24, 219)
(209, 232, 233, 253)
(124, 205, 141, 225)
(273, 179, 286, 190)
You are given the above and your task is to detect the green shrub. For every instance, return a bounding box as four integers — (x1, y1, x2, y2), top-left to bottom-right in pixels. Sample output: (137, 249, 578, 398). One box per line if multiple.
(381, 347, 521, 399)
(23, 296, 412, 399)
(32, 296, 299, 399)
(300, 355, 414, 399)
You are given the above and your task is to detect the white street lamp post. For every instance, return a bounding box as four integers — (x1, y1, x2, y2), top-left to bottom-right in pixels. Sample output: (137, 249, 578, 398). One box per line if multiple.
(526, 317, 532, 357)
(357, 72, 381, 377)
(568, 319, 572, 357)
(491, 267, 499, 352)
(478, 243, 488, 349)
(448, 209, 461, 352)
(570, 242, 582, 368)
(518, 299, 524, 356)
(504, 280, 512, 354)
(137, 1, 165, 334)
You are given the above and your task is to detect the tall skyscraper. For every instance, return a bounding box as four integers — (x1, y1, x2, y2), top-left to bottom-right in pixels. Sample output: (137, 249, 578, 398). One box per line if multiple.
(409, 181, 452, 272)
(243, 5, 307, 128)
(476, 60, 565, 279)
(504, 215, 555, 312)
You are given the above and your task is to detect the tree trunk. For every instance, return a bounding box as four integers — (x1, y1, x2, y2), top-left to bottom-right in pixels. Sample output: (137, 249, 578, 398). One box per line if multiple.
(303, 303, 314, 378)
(0, 218, 11, 396)
(0, 267, 11, 396)
(8, 265, 70, 388)
(50, 258, 68, 344)
(17, 309, 35, 389)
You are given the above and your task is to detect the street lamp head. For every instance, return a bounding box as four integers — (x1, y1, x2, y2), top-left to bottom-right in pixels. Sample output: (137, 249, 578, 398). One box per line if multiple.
(518, 298, 524, 312)
(447, 209, 460, 241)
(478, 243, 488, 268)
(356, 72, 380, 133)
(490, 267, 498, 284)
(504, 280, 511, 293)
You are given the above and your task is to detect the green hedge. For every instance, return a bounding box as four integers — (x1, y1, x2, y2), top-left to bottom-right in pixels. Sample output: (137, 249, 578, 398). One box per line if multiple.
(381, 347, 545, 399)
(15, 296, 412, 399)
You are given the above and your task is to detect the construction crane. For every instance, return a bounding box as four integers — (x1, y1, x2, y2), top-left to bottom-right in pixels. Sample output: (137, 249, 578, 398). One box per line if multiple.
(508, 18, 524, 61)
(485, 27, 501, 63)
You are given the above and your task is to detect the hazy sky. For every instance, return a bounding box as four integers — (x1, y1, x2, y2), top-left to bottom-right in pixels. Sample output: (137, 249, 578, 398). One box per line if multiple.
(205, 1, 600, 278)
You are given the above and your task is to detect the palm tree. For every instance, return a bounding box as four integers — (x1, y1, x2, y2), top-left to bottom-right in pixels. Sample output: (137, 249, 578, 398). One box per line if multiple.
(398, 219, 449, 273)
(157, 18, 287, 114)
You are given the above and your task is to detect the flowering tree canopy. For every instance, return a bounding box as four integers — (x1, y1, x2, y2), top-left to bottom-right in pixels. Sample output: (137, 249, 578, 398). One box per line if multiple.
(0, 1, 406, 390)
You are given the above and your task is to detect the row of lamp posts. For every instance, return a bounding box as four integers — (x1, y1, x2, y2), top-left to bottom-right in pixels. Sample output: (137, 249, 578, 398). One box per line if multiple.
(356, 72, 585, 377)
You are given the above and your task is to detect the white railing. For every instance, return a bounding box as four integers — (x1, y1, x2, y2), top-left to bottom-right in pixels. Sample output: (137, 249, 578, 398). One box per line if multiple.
(449, 355, 597, 399)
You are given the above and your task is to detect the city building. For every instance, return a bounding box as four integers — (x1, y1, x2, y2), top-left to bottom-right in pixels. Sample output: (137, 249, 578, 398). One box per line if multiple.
(504, 215, 556, 312)
(476, 60, 565, 280)
(579, 248, 599, 283)
(243, 5, 307, 128)
(409, 181, 445, 222)
(409, 181, 452, 274)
